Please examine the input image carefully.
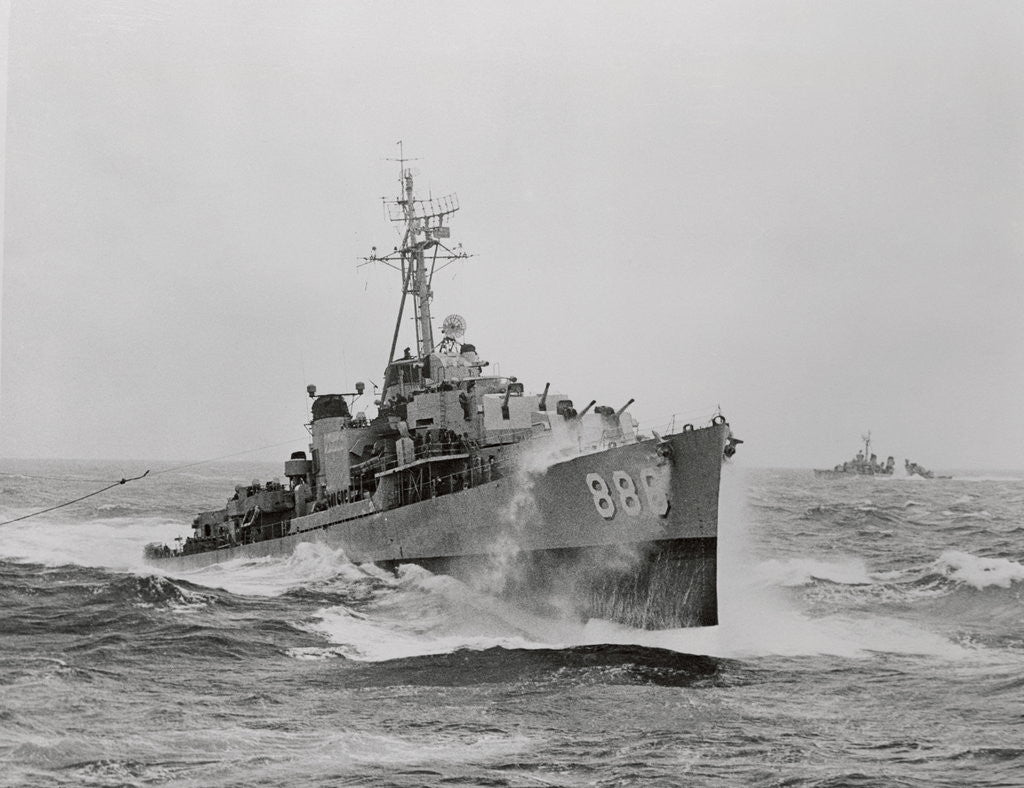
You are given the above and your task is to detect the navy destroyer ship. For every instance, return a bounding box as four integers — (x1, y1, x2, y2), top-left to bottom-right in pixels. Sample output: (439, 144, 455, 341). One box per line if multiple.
(144, 159, 740, 629)
(814, 432, 894, 478)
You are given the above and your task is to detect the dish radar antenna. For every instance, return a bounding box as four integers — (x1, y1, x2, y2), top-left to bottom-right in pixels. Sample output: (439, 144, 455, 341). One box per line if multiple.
(439, 314, 466, 353)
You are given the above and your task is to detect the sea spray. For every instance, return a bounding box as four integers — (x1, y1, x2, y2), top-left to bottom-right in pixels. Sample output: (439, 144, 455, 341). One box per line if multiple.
(937, 550, 1024, 589)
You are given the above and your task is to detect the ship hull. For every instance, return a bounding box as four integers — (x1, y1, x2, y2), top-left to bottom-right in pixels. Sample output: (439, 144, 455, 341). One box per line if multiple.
(149, 423, 730, 629)
(813, 469, 893, 478)
(391, 536, 718, 629)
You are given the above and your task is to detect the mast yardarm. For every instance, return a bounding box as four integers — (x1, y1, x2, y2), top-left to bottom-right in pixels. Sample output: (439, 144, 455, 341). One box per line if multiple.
(361, 151, 470, 363)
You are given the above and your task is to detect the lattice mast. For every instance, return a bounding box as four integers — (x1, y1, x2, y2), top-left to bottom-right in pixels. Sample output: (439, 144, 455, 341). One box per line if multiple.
(361, 144, 469, 364)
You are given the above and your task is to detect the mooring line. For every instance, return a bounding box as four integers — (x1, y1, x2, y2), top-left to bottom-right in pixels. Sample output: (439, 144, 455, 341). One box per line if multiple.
(0, 470, 151, 527)
(146, 439, 306, 477)
(0, 437, 307, 526)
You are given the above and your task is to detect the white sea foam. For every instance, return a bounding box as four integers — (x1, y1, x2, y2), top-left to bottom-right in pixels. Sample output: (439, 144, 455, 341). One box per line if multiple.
(0, 515, 188, 571)
(160, 541, 381, 596)
(304, 604, 546, 662)
(573, 607, 971, 661)
(302, 563, 567, 661)
(936, 550, 1024, 589)
(0, 514, 386, 601)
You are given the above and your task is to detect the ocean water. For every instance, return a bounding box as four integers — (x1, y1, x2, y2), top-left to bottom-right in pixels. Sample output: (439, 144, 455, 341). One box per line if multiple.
(1, 459, 1022, 787)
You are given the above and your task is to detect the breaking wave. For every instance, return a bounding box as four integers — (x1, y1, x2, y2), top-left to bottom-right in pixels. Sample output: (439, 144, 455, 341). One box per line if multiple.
(935, 550, 1024, 590)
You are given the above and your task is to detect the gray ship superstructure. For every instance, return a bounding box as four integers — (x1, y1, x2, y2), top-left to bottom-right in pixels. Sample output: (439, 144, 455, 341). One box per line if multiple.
(145, 160, 740, 629)
(814, 432, 894, 478)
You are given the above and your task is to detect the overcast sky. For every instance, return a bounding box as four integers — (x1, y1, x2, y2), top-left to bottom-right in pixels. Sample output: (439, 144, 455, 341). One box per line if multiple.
(2, 0, 1022, 470)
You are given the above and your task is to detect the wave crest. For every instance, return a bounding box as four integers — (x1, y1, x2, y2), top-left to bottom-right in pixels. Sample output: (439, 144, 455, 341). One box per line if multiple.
(108, 574, 213, 608)
(936, 550, 1024, 589)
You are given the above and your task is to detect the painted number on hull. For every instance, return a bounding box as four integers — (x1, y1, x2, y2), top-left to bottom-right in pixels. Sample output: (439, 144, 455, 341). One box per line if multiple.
(612, 471, 643, 516)
(586, 473, 615, 518)
(586, 469, 668, 519)
(641, 469, 670, 516)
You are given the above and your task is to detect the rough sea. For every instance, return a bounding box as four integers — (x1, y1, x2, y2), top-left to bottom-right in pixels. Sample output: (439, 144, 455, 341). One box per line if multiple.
(1, 459, 1022, 787)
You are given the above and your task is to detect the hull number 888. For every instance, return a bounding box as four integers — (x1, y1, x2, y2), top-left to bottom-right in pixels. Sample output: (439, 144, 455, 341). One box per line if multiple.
(585, 469, 669, 519)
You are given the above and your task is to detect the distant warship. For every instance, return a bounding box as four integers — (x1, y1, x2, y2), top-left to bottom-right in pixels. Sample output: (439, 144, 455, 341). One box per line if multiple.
(904, 460, 950, 479)
(145, 157, 740, 629)
(814, 432, 894, 478)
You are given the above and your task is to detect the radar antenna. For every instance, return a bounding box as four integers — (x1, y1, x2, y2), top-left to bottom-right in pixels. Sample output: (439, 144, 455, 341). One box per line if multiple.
(359, 142, 473, 365)
(438, 314, 467, 353)
(442, 314, 466, 339)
